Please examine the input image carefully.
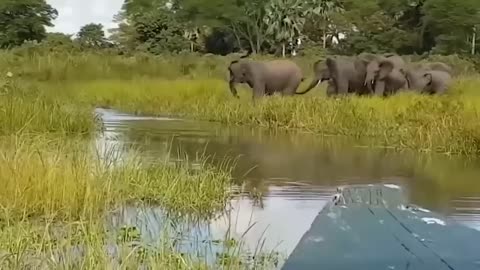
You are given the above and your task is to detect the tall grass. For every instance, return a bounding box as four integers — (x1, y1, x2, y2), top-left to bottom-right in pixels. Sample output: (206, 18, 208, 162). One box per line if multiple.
(0, 78, 96, 135)
(0, 134, 256, 269)
(0, 134, 232, 221)
(6, 50, 477, 155)
(54, 76, 480, 155)
(0, 52, 286, 269)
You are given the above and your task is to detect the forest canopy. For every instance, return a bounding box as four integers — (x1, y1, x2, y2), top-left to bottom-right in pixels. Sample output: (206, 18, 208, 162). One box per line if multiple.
(1, 0, 479, 56)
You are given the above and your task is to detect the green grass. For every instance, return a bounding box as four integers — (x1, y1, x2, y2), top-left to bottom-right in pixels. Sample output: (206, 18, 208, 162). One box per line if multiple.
(2, 50, 480, 268)
(0, 79, 96, 136)
(48, 75, 480, 155)
(0, 133, 232, 221)
(0, 133, 274, 269)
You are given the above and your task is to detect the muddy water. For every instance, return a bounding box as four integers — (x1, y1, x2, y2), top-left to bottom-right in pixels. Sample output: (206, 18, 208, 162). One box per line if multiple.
(95, 108, 480, 266)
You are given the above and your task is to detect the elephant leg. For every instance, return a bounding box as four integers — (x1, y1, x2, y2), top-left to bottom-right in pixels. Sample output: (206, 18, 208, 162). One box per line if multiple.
(283, 80, 302, 96)
(326, 82, 336, 97)
(252, 83, 266, 100)
(374, 80, 386, 96)
(336, 77, 349, 95)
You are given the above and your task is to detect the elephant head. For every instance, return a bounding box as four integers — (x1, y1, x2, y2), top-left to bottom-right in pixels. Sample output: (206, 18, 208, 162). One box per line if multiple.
(362, 54, 406, 94)
(296, 60, 331, 95)
(228, 60, 253, 98)
(372, 60, 408, 96)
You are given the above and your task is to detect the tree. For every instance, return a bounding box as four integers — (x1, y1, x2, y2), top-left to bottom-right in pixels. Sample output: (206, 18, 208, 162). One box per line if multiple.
(423, 0, 480, 54)
(264, 0, 309, 57)
(133, 10, 190, 53)
(0, 0, 58, 48)
(109, 11, 139, 52)
(304, 0, 343, 49)
(180, 0, 269, 54)
(77, 23, 109, 49)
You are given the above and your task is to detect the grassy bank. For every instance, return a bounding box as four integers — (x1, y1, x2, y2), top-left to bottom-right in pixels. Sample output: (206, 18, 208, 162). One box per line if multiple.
(1, 70, 280, 269)
(0, 133, 251, 269)
(52, 75, 480, 155)
(0, 79, 96, 135)
(6, 50, 477, 155)
(0, 134, 233, 221)
(2, 50, 480, 267)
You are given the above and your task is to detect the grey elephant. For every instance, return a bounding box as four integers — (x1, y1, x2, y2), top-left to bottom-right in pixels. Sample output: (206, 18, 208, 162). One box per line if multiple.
(358, 54, 407, 96)
(419, 61, 453, 75)
(295, 59, 336, 97)
(297, 56, 369, 96)
(403, 68, 452, 95)
(228, 58, 304, 100)
(367, 54, 407, 95)
(371, 60, 409, 97)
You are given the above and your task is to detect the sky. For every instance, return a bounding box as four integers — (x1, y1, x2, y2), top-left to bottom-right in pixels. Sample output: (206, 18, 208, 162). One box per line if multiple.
(46, 0, 124, 36)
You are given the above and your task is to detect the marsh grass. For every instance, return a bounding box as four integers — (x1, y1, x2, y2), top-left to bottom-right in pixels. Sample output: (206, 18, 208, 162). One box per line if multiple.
(0, 213, 280, 269)
(0, 78, 96, 136)
(0, 131, 284, 269)
(0, 133, 233, 222)
(54, 76, 480, 155)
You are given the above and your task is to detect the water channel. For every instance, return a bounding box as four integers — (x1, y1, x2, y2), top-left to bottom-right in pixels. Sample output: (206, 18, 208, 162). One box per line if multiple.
(95, 108, 480, 267)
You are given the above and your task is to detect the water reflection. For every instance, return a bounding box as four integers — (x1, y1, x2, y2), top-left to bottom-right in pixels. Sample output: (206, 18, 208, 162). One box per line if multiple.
(95, 108, 480, 266)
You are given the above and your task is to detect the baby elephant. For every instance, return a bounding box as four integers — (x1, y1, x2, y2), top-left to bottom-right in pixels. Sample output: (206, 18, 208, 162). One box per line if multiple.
(404, 69, 452, 95)
(228, 58, 304, 100)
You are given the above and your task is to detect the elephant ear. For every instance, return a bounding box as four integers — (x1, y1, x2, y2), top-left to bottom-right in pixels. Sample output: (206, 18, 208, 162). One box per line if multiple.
(378, 60, 394, 80)
(423, 72, 433, 86)
(354, 58, 370, 73)
(325, 57, 339, 78)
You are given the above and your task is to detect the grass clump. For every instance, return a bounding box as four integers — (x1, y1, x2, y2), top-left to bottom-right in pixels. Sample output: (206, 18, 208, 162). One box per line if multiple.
(0, 134, 232, 222)
(0, 78, 96, 136)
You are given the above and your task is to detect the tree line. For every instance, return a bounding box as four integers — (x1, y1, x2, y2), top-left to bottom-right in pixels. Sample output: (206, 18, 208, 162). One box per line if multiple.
(1, 0, 480, 57)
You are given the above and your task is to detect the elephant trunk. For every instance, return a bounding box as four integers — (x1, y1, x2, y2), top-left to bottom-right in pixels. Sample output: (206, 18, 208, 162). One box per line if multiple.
(374, 80, 386, 96)
(295, 77, 321, 95)
(229, 80, 240, 99)
(364, 74, 375, 92)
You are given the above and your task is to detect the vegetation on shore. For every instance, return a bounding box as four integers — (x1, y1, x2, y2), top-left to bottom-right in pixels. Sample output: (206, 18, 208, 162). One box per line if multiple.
(1, 64, 283, 269)
(2, 49, 480, 267)
(3, 0, 480, 267)
(38, 71, 478, 156)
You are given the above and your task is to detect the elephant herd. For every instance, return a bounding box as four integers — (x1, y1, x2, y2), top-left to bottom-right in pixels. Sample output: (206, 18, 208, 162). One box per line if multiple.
(227, 52, 453, 100)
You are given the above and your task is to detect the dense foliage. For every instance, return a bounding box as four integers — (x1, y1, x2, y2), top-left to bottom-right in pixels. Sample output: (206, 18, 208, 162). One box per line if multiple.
(1, 0, 480, 56)
(0, 0, 57, 48)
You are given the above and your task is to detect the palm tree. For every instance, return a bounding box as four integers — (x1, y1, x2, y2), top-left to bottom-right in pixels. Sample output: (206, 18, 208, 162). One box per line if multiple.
(264, 0, 308, 57)
(305, 0, 343, 49)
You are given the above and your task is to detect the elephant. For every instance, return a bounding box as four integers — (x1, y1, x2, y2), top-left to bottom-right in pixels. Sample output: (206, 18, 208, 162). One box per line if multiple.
(296, 56, 369, 96)
(295, 59, 336, 96)
(403, 68, 452, 95)
(419, 62, 453, 75)
(357, 54, 407, 96)
(356, 53, 406, 96)
(228, 58, 304, 100)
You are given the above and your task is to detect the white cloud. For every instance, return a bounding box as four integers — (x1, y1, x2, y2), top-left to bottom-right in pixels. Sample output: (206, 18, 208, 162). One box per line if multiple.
(46, 0, 124, 36)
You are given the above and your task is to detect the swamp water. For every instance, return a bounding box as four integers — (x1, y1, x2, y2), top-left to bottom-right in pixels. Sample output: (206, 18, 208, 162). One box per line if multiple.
(95, 108, 480, 268)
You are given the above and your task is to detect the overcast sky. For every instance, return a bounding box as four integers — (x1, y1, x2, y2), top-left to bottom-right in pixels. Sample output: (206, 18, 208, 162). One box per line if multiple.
(46, 0, 124, 35)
